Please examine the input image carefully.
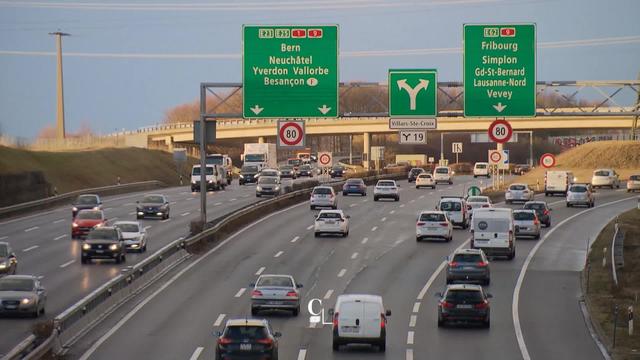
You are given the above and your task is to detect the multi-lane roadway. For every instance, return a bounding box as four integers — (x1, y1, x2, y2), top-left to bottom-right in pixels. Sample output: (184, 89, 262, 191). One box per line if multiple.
(65, 176, 637, 360)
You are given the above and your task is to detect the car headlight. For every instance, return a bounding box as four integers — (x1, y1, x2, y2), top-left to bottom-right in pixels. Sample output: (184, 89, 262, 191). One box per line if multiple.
(191, 181, 196, 185)
(72, 223, 79, 228)
(239, 174, 244, 179)
(21, 298, 32, 305)
(0, 261, 7, 269)
(82, 243, 91, 250)
(109, 244, 120, 251)
(254, 174, 259, 179)
(93, 206, 100, 210)
(256, 186, 262, 191)
(275, 186, 280, 191)
(208, 180, 213, 183)
(72, 207, 78, 211)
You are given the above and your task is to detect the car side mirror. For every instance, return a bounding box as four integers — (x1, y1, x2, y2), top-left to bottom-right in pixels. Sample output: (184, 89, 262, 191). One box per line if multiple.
(486, 293, 493, 299)
(273, 332, 282, 338)
(9, 253, 16, 259)
(328, 308, 334, 316)
(249, 282, 256, 287)
(297, 283, 303, 288)
(345, 215, 351, 219)
(214, 331, 222, 337)
(385, 309, 392, 316)
(37, 287, 45, 293)
(434, 292, 442, 298)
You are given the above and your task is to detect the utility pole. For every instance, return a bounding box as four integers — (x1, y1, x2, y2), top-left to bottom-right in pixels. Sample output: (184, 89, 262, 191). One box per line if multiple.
(632, 72, 639, 140)
(49, 31, 70, 140)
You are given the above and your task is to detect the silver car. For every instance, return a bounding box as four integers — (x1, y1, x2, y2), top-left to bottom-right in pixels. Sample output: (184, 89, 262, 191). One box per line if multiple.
(505, 183, 534, 204)
(250, 274, 303, 316)
(113, 221, 147, 252)
(446, 249, 490, 285)
(256, 176, 281, 197)
(310, 186, 337, 210)
(373, 180, 399, 201)
(566, 183, 594, 208)
(513, 209, 541, 239)
(0, 275, 46, 317)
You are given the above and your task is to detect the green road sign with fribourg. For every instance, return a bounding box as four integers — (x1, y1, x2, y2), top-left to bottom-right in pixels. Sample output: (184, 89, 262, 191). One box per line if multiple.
(243, 25, 338, 118)
(464, 24, 536, 117)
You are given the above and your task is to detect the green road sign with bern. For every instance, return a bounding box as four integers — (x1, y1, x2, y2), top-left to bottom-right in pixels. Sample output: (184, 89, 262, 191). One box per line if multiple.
(243, 25, 338, 118)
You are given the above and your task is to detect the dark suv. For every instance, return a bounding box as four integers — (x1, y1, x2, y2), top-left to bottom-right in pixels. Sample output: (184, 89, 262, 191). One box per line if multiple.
(436, 284, 492, 328)
(446, 249, 490, 285)
(71, 194, 102, 218)
(408, 168, 425, 183)
(215, 318, 280, 360)
(239, 165, 259, 185)
(523, 201, 552, 227)
(81, 227, 126, 264)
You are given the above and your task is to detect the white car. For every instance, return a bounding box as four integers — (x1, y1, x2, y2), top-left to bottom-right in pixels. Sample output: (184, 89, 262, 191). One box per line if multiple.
(113, 221, 147, 252)
(415, 173, 436, 189)
(473, 162, 490, 178)
(433, 166, 453, 184)
(505, 183, 534, 204)
(627, 174, 640, 192)
(330, 294, 391, 352)
(591, 168, 620, 189)
(310, 186, 337, 210)
(373, 180, 399, 201)
(466, 196, 492, 218)
(416, 211, 452, 242)
(314, 210, 349, 237)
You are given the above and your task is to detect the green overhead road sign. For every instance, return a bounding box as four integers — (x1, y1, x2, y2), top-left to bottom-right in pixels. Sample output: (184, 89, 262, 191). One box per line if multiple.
(389, 69, 437, 118)
(243, 25, 338, 118)
(464, 24, 536, 117)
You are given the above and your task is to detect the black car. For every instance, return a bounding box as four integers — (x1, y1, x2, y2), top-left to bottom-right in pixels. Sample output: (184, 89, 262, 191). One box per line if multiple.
(342, 178, 367, 196)
(239, 165, 259, 185)
(81, 227, 126, 264)
(408, 168, 425, 182)
(299, 165, 314, 177)
(72, 194, 102, 218)
(136, 194, 170, 220)
(523, 201, 552, 227)
(330, 166, 344, 178)
(279, 165, 297, 179)
(215, 318, 280, 360)
(437, 284, 491, 328)
(0, 242, 18, 276)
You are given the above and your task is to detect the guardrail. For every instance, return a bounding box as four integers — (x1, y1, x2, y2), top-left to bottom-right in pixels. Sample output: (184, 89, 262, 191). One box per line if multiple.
(611, 220, 625, 287)
(0, 181, 167, 220)
(6, 171, 405, 360)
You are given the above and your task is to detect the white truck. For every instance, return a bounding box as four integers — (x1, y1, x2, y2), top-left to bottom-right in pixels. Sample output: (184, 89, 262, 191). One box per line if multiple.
(190, 164, 225, 192)
(205, 154, 233, 185)
(471, 208, 515, 260)
(242, 143, 277, 171)
(544, 170, 575, 197)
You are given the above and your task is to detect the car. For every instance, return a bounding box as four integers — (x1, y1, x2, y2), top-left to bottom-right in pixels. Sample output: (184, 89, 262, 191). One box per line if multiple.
(505, 183, 535, 204)
(416, 211, 452, 242)
(72, 209, 107, 239)
(239, 164, 260, 185)
(215, 318, 280, 360)
(256, 176, 281, 197)
(523, 201, 552, 227)
(415, 173, 436, 189)
(0, 242, 18, 276)
(298, 164, 314, 177)
(314, 210, 350, 237)
(591, 168, 620, 189)
(310, 186, 337, 210)
(342, 178, 367, 196)
(373, 180, 399, 201)
(136, 194, 170, 219)
(514, 164, 531, 175)
(81, 226, 126, 264)
(330, 294, 391, 352)
(250, 274, 303, 316)
(627, 174, 640, 192)
(0, 275, 46, 317)
(566, 183, 594, 208)
(191, 164, 225, 191)
(287, 157, 303, 170)
(471, 208, 515, 259)
(436, 284, 491, 328)
(436, 196, 469, 229)
(513, 209, 541, 239)
(433, 166, 453, 185)
(258, 168, 280, 179)
(408, 168, 425, 182)
(446, 249, 490, 285)
(466, 196, 492, 217)
(330, 165, 345, 178)
(71, 194, 102, 218)
(279, 165, 297, 179)
(473, 162, 490, 178)
(113, 221, 147, 252)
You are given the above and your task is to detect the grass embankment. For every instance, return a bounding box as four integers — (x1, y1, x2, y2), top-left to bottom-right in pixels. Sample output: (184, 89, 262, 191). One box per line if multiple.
(585, 208, 640, 359)
(0, 146, 195, 194)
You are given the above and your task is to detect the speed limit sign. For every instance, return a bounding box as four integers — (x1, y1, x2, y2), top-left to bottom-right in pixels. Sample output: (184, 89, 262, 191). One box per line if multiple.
(540, 153, 556, 168)
(488, 119, 513, 143)
(318, 152, 333, 167)
(277, 120, 305, 149)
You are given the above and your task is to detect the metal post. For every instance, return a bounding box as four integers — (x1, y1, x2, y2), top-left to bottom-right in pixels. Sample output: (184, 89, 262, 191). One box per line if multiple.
(49, 31, 70, 140)
(440, 132, 445, 161)
(632, 72, 639, 140)
(456, 153, 459, 164)
(613, 304, 619, 348)
(199, 84, 207, 225)
(629, 306, 634, 336)
(529, 131, 534, 167)
(349, 134, 353, 165)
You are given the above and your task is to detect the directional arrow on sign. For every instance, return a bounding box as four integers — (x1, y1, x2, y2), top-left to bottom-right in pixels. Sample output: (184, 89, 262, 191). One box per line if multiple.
(492, 102, 507, 113)
(397, 79, 429, 110)
(318, 105, 332, 115)
(250, 105, 264, 115)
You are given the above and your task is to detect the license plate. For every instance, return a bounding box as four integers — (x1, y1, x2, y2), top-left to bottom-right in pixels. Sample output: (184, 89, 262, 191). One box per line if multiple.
(268, 301, 283, 305)
(5, 305, 17, 309)
(95, 250, 104, 253)
(325, 221, 335, 224)
(457, 304, 473, 309)
(463, 266, 475, 270)
(520, 227, 528, 230)
(239, 343, 252, 351)
(427, 227, 438, 231)
(341, 326, 359, 333)
(350, 186, 357, 189)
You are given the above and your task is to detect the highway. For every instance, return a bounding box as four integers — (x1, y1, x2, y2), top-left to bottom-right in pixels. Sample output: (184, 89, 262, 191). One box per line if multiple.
(0, 177, 317, 354)
(67, 176, 638, 360)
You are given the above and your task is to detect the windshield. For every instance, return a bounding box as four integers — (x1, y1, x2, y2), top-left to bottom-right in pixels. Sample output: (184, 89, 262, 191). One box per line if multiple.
(257, 276, 294, 287)
(445, 290, 483, 303)
(346, 179, 363, 185)
(420, 213, 446, 222)
(288, 159, 301, 165)
(76, 195, 98, 205)
(435, 168, 449, 174)
(467, 197, 488, 203)
(510, 185, 526, 190)
(411, 168, 423, 174)
(281, 166, 293, 171)
(261, 171, 278, 177)
(0, 244, 8, 257)
(318, 212, 342, 219)
(377, 181, 395, 187)
(241, 165, 258, 173)
(475, 164, 487, 169)
(300, 165, 311, 170)
(142, 195, 164, 203)
(192, 167, 214, 176)
(514, 211, 536, 221)
(77, 211, 102, 220)
(115, 223, 139, 232)
(88, 229, 118, 240)
(594, 170, 610, 176)
(418, 174, 432, 179)
(205, 155, 223, 165)
(0, 278, 34, 292)
(440, 201, 461, 211)
(452, 254, 483, 263)
(524, 203, 546, 210)
(570, 186, 587, 193)
(258, 177, 278, 185)
(245, 154, 265, 162)
(223, 326, 268, 340)
(332, 166, 343, 171)
(313, 187, 332, 195)
(631, 175, 640, 181)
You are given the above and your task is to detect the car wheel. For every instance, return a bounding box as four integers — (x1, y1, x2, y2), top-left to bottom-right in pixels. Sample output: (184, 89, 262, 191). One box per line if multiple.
(416, 186, 419, 189)
(438, 317, 445, 327)
(343, 192, 347, 196)
(256, 194, 261, 198)
(484, 278, 491, 286)
(567, 202, 571, 207)
(362, 192, 366, 197)
(506, 200, 511, 204)
(81, 257, 88, 264)
(395, 197, 399, 202)
(293, 306, 300, 316)
(251, 307, 258, 316)
(332, 340, 340, 351)
(534, 233, 540, 240)
(483, 318, 491, 328)
(508, 249, 515, 260)
(449, 181, 453, 185)
(474, 175, 477, 178)
(314, 232, 319, 237)
(374, 197, 379, 201)
(378, 340, 386, 352)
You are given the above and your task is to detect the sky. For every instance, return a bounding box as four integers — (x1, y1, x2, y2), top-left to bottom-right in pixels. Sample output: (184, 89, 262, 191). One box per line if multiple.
(0, 0, 639, 139)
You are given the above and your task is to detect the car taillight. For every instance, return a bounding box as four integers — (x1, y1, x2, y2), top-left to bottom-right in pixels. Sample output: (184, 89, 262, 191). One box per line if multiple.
(440, 301, 454, 309)
(533, 219, 539, 225)
(482, 204, 489, 208)
(286, 291, 298, 297)
(543, 209, 549, 216)
(448, 261, 458, 267)
(251, 290, 263, 297)
(333, 313, 339, 327)
(467, 205, 472, 210)
(380, 314, 386, 328)
(509, 231, 513, 246)
(477, 262, 488, 267)
(256, 338, 273, 347)
(417, 222, 425, 226)
(218, 337, 233, 345)
(440, 222, 449, 227)
(475, 301, 489, 309)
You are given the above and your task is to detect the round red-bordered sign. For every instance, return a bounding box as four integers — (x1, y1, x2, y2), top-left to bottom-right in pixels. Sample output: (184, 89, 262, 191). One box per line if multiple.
(488, 119, 513, 144)
(539, 153, 556, 168)
(278, 122, 304, 146)
(489, 150, 503, 164)
(319, 153, 332, 166)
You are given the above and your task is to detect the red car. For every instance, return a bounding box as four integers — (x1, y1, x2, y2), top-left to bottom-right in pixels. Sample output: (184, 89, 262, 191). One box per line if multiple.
(72, 210, 106, 239)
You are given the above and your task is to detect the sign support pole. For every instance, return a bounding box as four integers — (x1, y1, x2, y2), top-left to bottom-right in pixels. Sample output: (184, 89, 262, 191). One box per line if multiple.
(199, 83, 208, 225)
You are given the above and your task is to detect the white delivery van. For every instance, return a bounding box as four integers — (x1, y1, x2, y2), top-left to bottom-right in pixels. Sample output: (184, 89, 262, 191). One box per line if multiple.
(330, 294, 391, 352)
(471, 208, 515, 260)
(436, 196, 469, 229)
(473, 162, 490, 178)
(545, 171, 575, 196)
(433, 166, 454, 184)
(190, 164, 224, 192)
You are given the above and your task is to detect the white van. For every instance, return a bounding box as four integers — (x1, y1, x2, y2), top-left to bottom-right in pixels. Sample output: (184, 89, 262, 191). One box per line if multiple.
(433, 166, 454, 184)
(330, 294, 391, 352)
(473, 162, 490, 178)
(471, 208, 515, 260)
(190, 164, 225, 192)
(545, 170, 574, 197)
(436, 196, 469, 229)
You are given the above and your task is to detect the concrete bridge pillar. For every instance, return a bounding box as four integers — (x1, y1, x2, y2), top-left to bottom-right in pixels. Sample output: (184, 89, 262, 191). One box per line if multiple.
(363, 132, 370, 170)
(258, 136, 265, 144)
(165, 136, 174, 152)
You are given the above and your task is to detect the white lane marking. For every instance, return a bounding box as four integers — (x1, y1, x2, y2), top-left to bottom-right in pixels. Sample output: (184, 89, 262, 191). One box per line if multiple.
(512, 196, 636, 360)
(417, 239, 470, 300)
(399, 204, 405, 208)
(323, 289, 334, 300)
(104, 207, 113, 211)
(361, 237, 369, 244)
(308, 321, 318, 329)
(189, 347, 204, 360)
(447, 186, 453, 189)
(124, 202, 134, 206)
(255, 267, 266, 276)
(214, 202, 223, 206)
(428, 192, 434, 195)
(412, 302, 421, 313)
(274, 251, 284, 258)
(22, 245, 39, 252)
(53, 219, 65, 224)
(437, 189, 443, 192)
(110, 217, 119, 221)
(144, 226, 152, 230)
(337, 269, 347, 278)
(409, 315, 417, 327)
(213, 314, 226, 327)
(180, 191, 189, 195)
(381, 217, 387, 222)
(297, 349, 307, 360)
(181, 212, 190, 217)
(349, 203, 357, 207)
(170, 201, 177, 205)
(291, 236, 300, 243)
(161, 218, 171, 223)
(230, 198, 237, 202)
(406, 349, 414, 360)
(24, 226, 39, 232)
(409, 199, 415, 203)
(419, 195, 425, 199)
(59, 260, 75, 268)
(389, 210, 395, 214)
(306, 225, 314, 230)
(128, 211, 136, 215)
(0, 236, 7, 240)
(187, 197, 195, 201)
(234, 288, 246, 298)
(351, 252, 358, 259)
(394, 239, 404, 246)
(371, 226, 378, 232)
(407, 331, 414, 345)
(53, 234, 67, 241)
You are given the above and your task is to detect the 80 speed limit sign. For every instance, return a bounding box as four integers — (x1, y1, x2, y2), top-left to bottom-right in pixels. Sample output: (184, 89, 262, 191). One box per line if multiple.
(488, 119, 513, 143)
(277, 120, 306, 149)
